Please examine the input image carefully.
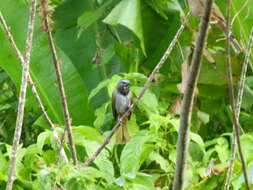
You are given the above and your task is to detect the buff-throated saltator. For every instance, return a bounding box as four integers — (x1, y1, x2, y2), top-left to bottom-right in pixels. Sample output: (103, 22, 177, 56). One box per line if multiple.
(112, 79, 132, 144)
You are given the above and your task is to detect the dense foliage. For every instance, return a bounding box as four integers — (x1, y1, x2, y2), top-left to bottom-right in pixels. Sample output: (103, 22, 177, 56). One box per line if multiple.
(0, 0, 253, 189)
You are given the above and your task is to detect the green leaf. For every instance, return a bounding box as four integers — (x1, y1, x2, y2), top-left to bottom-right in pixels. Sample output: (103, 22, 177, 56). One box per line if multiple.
(131, 173, 157, 190)
(167, 0, 185, 16)
(107, 75, 122, 96)
(0, 152, 8, 176)
(148, 114, 170, 135)
(145, 0, 169, 19)
(37, 131, 50, 151)
(131, 86, 159, 115)
(72, 126, 103, 143)
(53, 0, 92, 29)
(0, 0, 94, 127)
(197, 110, 210, 124)
(246, 76, 253, 88)
(240, 134, 253, 162)
(67, 167, 104, 182)
(94, 102, 110, 129)
(120, 132, 147, 174)
(169, 118, 205, 153)
(241, 85, 253, 109)
(88, 79, 111, 100)
(103, 0, 146, 56)
(88, 75, 121, 100)
(83, 140, 115, 183)
(100, 44, 115, 66)
(232, 161, 253, 190)
(190, 133, 205, 153)
(6, 144, 27, 175)
(124, 72, 148, 83)
(77, 0, 113, 31)
(66, 178, 85, 190)
(149, 152, 172, 172)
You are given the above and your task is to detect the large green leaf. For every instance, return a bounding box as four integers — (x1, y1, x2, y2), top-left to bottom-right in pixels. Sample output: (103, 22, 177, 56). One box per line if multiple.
(131, 86, 159, 115)
(53, 0, 124, 108)
(77, 0, 113, 32)
(103, 0, 146, 56)
(0, 0, 94, 126)
(120, 132, 147, 174)
(83, 140, 115, 183)
(72, 125, 103, 143)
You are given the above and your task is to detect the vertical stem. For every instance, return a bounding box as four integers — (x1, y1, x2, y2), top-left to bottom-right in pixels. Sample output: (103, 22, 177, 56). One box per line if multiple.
(30, 80, 68, 162)
(172, 1, 213, 189)
(224, 0, 252, 185)
(39, 0, 77, 165)
(5, 1, 36, 189)
(0, 10, 68, 163)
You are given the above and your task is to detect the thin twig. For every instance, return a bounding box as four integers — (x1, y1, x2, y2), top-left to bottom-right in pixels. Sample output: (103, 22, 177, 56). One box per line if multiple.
(39, 0, 77, 165)
(172, 1, 213, 190)
(5, 1, 36, 189)
(224, 23, 253, 190)
(0, 15, 24, 66)
(224, 0, 250, 189)
(0, 10, 68, 162)
(30, 81, 68, 162)
(224, 1, 237, 188)
(82, 12, 191, 168)
(224, 126, 236, 190)
(235, 26, 253, 134)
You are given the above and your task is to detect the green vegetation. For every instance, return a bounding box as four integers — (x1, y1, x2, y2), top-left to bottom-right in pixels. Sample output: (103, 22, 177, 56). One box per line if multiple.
(0, 0, 253, 189)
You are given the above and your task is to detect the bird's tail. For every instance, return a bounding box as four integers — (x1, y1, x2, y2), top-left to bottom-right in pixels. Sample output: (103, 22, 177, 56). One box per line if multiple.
(116, 116, 130, 144)
(230, 34, 241, 54)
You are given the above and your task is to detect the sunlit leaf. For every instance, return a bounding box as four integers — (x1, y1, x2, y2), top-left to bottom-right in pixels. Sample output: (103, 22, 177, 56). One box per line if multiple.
(83, 140, 114, 183)
(120, 132, 147, 174)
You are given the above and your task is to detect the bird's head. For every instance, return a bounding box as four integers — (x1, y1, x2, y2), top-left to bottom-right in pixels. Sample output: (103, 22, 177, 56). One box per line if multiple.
(117, 79, 131, 95)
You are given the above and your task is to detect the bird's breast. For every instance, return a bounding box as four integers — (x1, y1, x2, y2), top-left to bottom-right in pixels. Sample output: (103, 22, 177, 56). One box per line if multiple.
(115, 92, 131, 114)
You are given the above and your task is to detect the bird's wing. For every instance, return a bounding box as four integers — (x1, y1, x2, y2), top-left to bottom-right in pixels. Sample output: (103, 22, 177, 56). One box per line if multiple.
(112, 91, 118, 120)
(127, 91, 133, 120)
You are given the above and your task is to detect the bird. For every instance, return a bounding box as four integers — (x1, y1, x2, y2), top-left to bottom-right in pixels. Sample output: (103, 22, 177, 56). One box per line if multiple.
(112, 79, 132, 144)
(187, 0, 242, 53)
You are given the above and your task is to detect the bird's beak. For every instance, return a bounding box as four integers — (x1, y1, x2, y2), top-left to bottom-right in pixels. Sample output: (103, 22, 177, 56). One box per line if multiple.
(123, 85, 128, 91)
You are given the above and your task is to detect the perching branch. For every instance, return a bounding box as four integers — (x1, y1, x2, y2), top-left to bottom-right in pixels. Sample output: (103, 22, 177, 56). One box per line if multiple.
(172, 1, 213, 190)
(39, 0, 77, 165)
(83, 12, 191, 168)
(5, 1, 36, 189)
(0, 9, 68, 162)
(224, 22, 253, 190)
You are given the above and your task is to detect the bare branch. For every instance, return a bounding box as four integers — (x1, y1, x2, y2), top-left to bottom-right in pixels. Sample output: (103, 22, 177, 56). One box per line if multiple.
(0, 4, 68, 162)
(224, 0, 250, 189)
(82, 12, 191, 168)
(235, 29, 253, 130)
(30, 80, 68, 162)
(224, 20, 253, 189)
(0, 14, 24, 66)
(172, 1, 213, 189)
(39, 0, 77, 165)
(5, 1, 36, 189)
